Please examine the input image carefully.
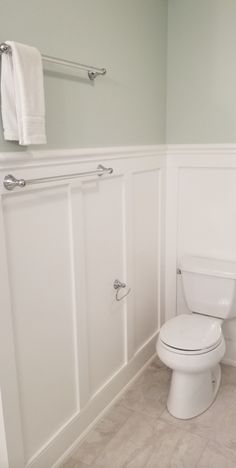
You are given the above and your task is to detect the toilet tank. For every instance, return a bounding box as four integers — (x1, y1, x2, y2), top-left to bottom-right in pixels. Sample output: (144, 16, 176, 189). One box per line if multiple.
(181, 256, 236, 319)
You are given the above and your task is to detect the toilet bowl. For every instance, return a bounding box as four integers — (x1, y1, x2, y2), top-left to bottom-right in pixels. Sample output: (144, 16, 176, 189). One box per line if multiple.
(156, 314, 225, 419)
(157, 255, 236, 419)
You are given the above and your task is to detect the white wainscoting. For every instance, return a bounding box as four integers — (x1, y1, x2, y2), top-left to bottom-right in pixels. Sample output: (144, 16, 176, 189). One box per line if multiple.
(4, 142, 236, 467)
(165, 144, 236, 368)
(0, 146, 165, 468)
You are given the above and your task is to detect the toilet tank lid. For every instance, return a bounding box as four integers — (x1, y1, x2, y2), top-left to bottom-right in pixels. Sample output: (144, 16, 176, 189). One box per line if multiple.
(180, 255, 236, 279)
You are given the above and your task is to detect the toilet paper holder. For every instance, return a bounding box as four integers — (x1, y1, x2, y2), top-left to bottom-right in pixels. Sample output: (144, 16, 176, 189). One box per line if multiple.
(113, 279, 131, 302)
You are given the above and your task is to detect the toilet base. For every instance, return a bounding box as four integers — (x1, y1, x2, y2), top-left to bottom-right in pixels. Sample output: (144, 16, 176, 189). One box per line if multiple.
(167, 364, 221, 419)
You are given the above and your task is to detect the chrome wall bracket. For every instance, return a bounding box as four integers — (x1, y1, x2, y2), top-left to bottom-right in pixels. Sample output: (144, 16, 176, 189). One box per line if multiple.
(113, 279, 131, 302)
(88, 69, 106, 80)
(3, 174, 25, 191)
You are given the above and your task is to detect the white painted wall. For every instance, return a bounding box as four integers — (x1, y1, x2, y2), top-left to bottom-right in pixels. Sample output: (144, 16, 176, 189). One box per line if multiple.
(3, 143, 236, 467)
(165, 145, 236, 366)
(0, 146, 164, 467)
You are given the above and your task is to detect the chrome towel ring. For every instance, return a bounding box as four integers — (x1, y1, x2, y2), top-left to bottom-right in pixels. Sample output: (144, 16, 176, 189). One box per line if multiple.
(113, 279, 131, 302)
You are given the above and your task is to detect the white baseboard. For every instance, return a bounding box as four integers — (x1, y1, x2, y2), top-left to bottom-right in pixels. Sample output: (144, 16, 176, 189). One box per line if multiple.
(27, 333, 158, 468)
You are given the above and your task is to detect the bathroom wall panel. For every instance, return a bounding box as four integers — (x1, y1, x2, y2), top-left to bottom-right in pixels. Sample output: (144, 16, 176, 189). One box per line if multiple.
(132, 170, 160, 352)
(177, 166, 236, 363)
(81, 176, 126, 396)
(0, 146, 164, 467)
(178, 168, 236, 261)
(165, 145, 236, 367)
(2, 187, 78, 461)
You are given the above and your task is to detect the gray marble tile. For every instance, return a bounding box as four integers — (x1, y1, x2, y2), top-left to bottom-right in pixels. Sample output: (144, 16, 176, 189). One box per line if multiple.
(94, 418, 206, 468)
(144, 422, 206, 468)
(61, 459, 89, 468)
(61, 360, 236, 468)
(109, 410, 158, 448)
(120, 361, 171, 419)
(166, 431, 207, 468)
(221, 363, 236, 386)
(93, 411, 157, 467)
(93, 440, 145, 468)
(197, 440, 236, 468)
(161, 383, 236, 452)
(93, 411, 158, 467)
(72, 402, 133, 465)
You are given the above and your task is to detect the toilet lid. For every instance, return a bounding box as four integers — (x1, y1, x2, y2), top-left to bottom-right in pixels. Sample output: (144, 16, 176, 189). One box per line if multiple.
(160, 314, 222, 352)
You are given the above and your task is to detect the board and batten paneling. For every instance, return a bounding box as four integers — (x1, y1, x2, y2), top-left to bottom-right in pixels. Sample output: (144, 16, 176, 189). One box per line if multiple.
(132, 170, 160, 352)
(3, 187, 78, 461)
(165, 145, 236, 368)
(0, 146, 164, 468)
(81, 176, 126, 397)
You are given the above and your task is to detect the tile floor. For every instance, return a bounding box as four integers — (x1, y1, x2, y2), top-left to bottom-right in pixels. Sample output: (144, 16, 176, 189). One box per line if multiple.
(62, 358, 236, 467)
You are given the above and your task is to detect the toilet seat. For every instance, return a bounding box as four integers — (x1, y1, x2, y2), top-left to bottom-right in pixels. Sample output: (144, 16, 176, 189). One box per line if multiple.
(159, 314, 222, 355)
(160, 338, 222, 355)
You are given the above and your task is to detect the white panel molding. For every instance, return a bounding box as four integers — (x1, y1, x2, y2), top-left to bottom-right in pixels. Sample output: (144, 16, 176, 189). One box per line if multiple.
(167, 143, 236, 156)
(0, 145, 164, 468)
(165, 143, 236, 368)
(0, 146, 166, 198)
(69, 184, 91, 409)
(2, 143, 236, 171)
(29, 335, 158, 468)
(0, 198, 25, 467)
(123, 172, 135, 361)
(3, 142, 236, 466)
(67, 185, 81, 411)
(165, 164, 179, 321)
(0, 145, 166, 170)
(167, 144, 236, 168)
(51, 349, 158, 468)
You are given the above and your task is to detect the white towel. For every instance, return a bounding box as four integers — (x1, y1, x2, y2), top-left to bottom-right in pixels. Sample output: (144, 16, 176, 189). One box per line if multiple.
(1, 41, 47, 145)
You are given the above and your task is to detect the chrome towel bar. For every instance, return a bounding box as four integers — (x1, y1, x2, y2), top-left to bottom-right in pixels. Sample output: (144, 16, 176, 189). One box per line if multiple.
(0, 42, 107, 81)
(3, 164, 113, 191)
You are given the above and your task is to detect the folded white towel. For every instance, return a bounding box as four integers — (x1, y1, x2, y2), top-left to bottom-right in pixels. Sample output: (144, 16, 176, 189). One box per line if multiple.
(1, 41, 47, 145)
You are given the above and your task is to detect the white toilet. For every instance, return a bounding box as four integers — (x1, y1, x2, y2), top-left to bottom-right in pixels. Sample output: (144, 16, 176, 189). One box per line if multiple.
(157, 255, 236, 420)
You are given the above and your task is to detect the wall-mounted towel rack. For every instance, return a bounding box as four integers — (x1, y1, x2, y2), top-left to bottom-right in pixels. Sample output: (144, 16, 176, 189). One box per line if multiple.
(3, 164, 113, 191)
(0, 42, 107, 80)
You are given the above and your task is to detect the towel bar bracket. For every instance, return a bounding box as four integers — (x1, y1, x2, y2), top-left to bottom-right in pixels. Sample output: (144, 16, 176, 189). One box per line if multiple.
(0, 43, 9, 54)
(4, 175, 25, 191)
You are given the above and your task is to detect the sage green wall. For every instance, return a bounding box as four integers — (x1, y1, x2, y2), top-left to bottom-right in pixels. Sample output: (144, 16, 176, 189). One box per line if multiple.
(0, 0, 167, 151)
(167, 0, 236, 144)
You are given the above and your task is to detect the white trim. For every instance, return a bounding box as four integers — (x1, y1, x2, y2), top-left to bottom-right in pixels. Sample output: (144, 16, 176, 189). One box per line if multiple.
(52, 353, 157, 468)
(3, 143, 236, 168)
(164, 143, 236, 368)
(0, 145, 166, 169)
(0, 390, 9, 468)
(26, 333, 158, 468)
(3, 143, 236, 467)
(167, 144, 236, 156)
(3, 143, 236, 173)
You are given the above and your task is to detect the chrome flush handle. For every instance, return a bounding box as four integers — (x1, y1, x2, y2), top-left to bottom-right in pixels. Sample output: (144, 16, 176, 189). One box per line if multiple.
(113, 279, 131, 302)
